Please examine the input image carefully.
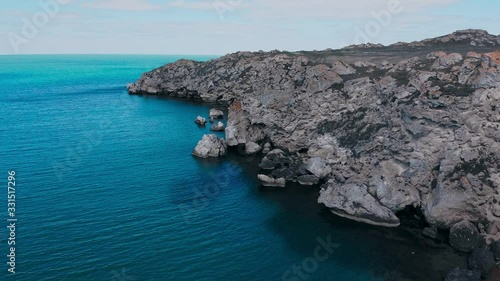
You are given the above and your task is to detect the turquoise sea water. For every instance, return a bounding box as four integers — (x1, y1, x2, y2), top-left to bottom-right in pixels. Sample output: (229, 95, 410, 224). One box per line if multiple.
(0, 55, 465, 281)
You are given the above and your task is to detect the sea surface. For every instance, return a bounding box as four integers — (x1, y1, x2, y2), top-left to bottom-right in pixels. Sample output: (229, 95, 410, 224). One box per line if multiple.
(0, 55, 466, 281)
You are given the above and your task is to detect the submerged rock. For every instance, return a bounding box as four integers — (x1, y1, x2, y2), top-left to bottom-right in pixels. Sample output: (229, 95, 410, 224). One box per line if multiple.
(423, 226, 439, 239)
(192, 134, 227, 158)
(468, 248, 496, 278)
(492, 241, 500, 261)
(449, 221, 481, 253)
(444, 268, 481, 281)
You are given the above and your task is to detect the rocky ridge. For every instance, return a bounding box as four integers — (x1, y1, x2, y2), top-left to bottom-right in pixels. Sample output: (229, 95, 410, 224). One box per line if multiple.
(127, 30, 500, 247)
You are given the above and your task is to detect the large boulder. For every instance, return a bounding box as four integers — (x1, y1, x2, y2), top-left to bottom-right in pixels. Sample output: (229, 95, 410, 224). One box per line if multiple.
(245, 142, 261, 155)
(423, 226, 439, 240)
(259, 157, 277, 170)
(195, 116, 207, 126)
(318, 183, 400, 227)
(468, 248, 496, 278)
(298, 175, 319, 186)
(271, 168, 295, 181)
(209, 109, 224, 119)
(444, 268, 481, 281)
(491, 241, 500, 261)
(257, 174, 286, 187)
(331, 60, 356, 75)
(210, 121, 225, 132)
(449, 221, 481, 253)
(305, 158, 331, 179)
(192, 134, 227, 158)
(431, 52, 463, 69)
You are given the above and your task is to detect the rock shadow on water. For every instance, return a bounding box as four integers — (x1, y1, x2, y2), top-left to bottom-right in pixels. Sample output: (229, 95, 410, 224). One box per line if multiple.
(251, 180, 467, 281)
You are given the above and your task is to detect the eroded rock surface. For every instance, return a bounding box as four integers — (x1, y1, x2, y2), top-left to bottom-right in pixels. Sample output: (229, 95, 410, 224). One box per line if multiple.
(192, 134, 227, 158)
(129, 29, 500, 232)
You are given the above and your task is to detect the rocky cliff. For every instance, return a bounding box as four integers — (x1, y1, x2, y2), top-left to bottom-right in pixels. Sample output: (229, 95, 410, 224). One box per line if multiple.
(127, 30, 500, 244)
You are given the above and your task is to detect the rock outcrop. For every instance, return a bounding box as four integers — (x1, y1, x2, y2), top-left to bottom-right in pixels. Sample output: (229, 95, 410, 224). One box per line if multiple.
(318, 182, 401, 227)
(449, 221, 482, 253)
(209, 108, 224, 119)
(257, 174, 286, 187)
(210, 121, 225, 132)
(195, 116, 207, 126)
(128, 29, 500, 233)
(192, 134, 227, 158)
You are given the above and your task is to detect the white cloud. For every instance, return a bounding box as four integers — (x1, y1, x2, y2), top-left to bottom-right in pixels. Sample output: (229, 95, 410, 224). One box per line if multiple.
(244, 0, 460, 20)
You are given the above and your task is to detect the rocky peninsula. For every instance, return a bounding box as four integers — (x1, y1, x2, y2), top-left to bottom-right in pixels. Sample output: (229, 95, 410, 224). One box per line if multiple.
(128, 29, 500, 279)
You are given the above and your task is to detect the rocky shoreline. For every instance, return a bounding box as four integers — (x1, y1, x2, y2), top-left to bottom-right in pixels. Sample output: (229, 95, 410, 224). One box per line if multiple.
(128, 29, 500, 280)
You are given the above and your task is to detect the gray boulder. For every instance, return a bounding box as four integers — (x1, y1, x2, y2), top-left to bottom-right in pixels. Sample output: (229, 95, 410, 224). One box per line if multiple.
(318, 183, 400, 227)
(468, 248, 496, 278)
(245, 142, 261, 155)
(423, 226, 439, 239)
(272, 167, 295, 181)
(262, 143, 271, 154)
(444, 268, 481, 281)
(257, 174, 286, 187)
(209, 108, 224, 119)
(259, 157, 277, 170)
(195, 116, 207, 126)
(298, 175, 319, 186)
(491, 241, 500, 261)
(331, 60, 356, 75)
(210, 121, 225, 132)
(192, 134, 227, 158)
(431, 52, 463, 69)
(449, 221, 481, 253)
(354, 61, 376, 68)
(305, 157, 331, 179)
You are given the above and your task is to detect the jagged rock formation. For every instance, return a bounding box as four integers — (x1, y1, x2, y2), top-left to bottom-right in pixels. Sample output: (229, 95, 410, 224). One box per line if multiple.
(209, 108, 224, 119)
(192, 134, 227, 158)
(128, 30, 500, 237)
(194, 116, 207, 126)
(257, 174, 286, 187)
(210, 121, 225, 132)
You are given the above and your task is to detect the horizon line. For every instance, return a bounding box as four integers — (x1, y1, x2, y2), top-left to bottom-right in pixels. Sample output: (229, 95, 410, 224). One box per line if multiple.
(0, 53, 223, 56)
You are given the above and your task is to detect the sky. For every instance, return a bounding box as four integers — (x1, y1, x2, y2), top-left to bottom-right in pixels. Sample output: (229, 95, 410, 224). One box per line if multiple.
(1, 0, 499, 55)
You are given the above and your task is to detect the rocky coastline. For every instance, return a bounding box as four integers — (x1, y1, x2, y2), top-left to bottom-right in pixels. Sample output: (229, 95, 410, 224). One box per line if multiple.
(128, 29, 500, 279)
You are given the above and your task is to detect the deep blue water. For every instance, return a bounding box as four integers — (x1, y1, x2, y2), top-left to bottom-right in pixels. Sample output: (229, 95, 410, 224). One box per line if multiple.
(0, 55, 465, 281)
